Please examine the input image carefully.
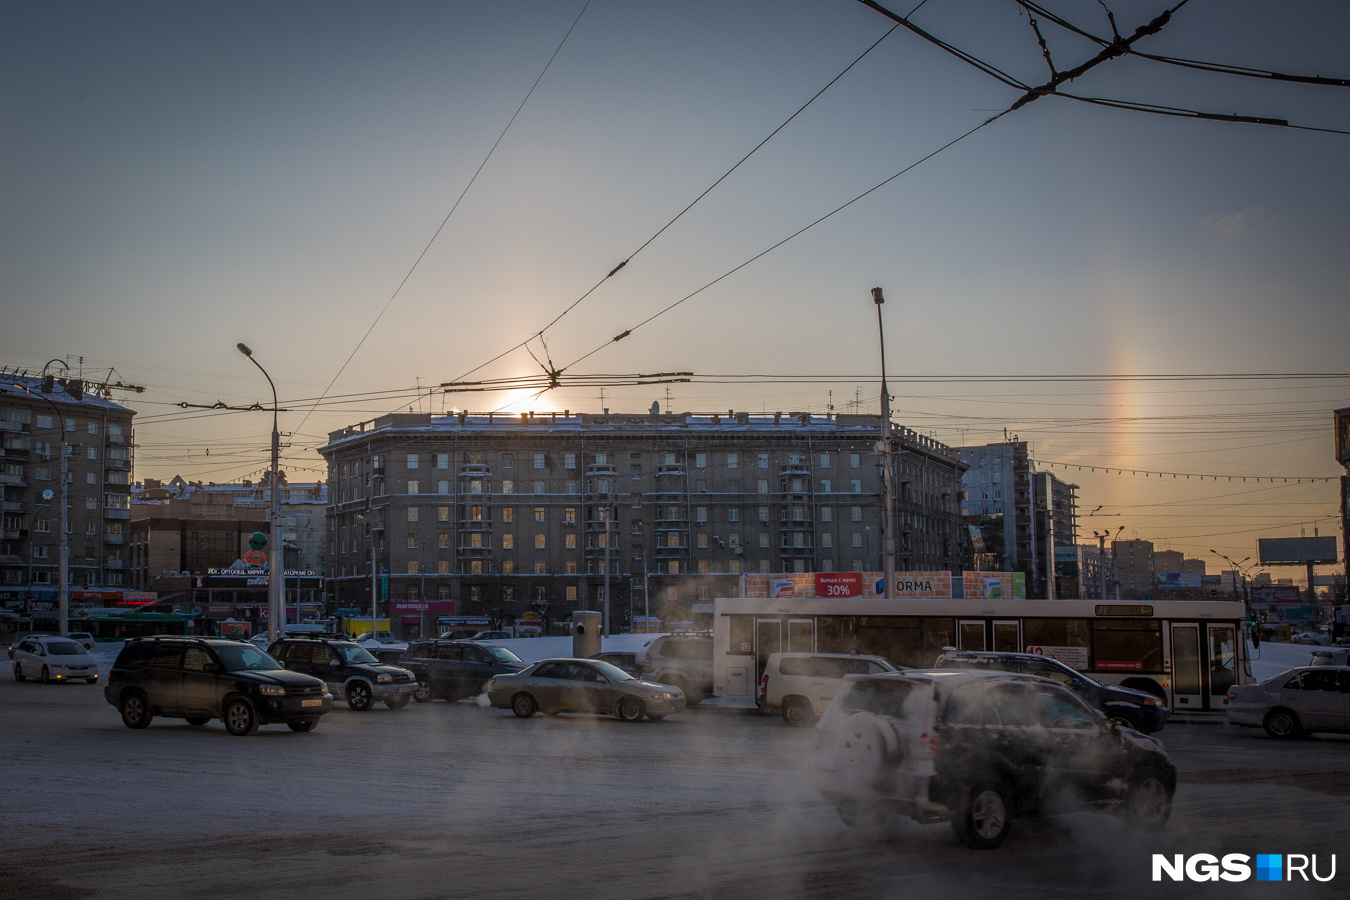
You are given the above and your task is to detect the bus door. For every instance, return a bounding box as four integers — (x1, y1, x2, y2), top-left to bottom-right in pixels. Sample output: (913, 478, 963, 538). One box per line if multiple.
(755, 619, 782, 683)
(958, 620, 987, 651)
(1170, 623, 1203, 710)
(1206, 622, 1238, 708)
(787, 619, 815, 653)
(992, 620, 1021, 653)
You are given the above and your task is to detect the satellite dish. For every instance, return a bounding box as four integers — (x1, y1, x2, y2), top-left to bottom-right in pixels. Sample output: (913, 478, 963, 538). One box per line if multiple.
(650, 401, 660, 415)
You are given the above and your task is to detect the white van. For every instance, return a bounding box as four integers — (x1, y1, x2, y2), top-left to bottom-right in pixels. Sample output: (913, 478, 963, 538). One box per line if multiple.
(759, 652, 898, 726)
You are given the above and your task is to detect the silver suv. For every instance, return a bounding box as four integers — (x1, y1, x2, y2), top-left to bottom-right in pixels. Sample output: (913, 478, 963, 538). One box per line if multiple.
(759, 652, 898, 726)
(809, 669, 1176, 849)
(634, 634, 713, 706)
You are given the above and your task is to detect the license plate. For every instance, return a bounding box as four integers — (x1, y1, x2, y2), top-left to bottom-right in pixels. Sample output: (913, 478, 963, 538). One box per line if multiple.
(300, 698, 323, 708)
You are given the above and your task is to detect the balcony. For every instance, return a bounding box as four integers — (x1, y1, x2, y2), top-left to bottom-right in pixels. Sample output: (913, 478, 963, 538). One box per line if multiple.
(2, 447, 30, 460)
(104, 508, 130, 519)
(2, 528, 25, 540)
(2, 502, 21, 513)
(585, 464, 618, 478)
(104, 559, 124, 570)
(0, 421, 24, 433)
(458, 544, 493, 555)
(654, 465, 684, 478)
(103, 533, 124, 544)
(458, 518, 493, 530)
(778, 465, 811, 478)
(104, 457, 131, 471)
(105, 481, 131, 493)
(779, 543, 815, 556)
(0, 473, 26, 487)
(459, 464, 491, 477)
(653, 543, 688, 556)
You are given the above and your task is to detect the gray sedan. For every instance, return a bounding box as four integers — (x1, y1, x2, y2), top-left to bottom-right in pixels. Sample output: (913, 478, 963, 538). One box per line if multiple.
(486, 658, 686, 722)
(1226, 666, 1350, 738)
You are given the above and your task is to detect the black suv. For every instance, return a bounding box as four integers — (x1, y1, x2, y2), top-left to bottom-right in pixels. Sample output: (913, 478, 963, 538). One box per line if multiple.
(934, 649, 1170, 733)
(103, 637, 332, 735)
(268, 636, 416, 711)
(811, 670, 1177, 848)
(402, 640, 526, 703)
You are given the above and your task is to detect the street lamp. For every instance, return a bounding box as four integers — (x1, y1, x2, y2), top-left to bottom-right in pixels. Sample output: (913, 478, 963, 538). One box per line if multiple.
(355, 513, 378, 641)
(872, 287, 895, 600)
(1211, 550, 1253, 609)
(237, 342, 283, 644)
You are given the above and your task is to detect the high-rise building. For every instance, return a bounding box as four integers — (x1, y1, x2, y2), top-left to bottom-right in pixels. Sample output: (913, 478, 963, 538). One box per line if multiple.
(320, 410, 968, 634)
(1, 375, 136, 629)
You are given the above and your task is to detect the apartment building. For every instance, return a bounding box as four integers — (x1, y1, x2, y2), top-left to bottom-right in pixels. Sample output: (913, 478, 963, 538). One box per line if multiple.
(320, 410, 968, 632)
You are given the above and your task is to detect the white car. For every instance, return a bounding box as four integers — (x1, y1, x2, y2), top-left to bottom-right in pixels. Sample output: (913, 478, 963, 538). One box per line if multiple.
(12, 636, 100, 684)
(759, 652, 900, 726)
(1227, 666, 1350, 738)
(68, 632, 97, 651)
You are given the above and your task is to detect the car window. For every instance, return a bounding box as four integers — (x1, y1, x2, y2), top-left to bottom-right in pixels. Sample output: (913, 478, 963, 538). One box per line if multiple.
(566, 662, 603, 682)
(488, 646, 522, 663)
(1035, 690, 1097, 729)
(182, 648, 214, 672)
(437, 645, 463, 661)
(464, 648, 491, 665)
(991, 686, 1039, 727)
(215, 645, 282, 672)
(335, 644, 377, 664)
(779, 657, 811, 677)
(146, 645, 185, 669)
(45, 640, 85, 656)
(1025, 659, 1074, 684)
(944, 686, 998, 726)
(841, 678, 917, 718)
(533, 663, 567, 679)
(590, 660, 633, 682)
(1293, 670, 1341, 692)
(289, 644, 315, 664)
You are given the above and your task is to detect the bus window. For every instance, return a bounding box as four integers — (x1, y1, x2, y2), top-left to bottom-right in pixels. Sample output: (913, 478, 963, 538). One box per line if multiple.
(726, 615, 754, 656)
(1022, 618, 1090, 658)
(1092, 619, 1163, 673)
(1208, 624, 1237, 695)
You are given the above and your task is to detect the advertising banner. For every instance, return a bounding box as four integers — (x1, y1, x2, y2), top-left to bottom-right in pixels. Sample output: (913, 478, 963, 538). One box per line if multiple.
(1251, 585, 1302, 605)
(769, 578, 795, 598)
(815, 572, 863, 598)
(962, 572, 1027, 600)
(873, 573, 953, 599)
(1156, 573, 1202, 589)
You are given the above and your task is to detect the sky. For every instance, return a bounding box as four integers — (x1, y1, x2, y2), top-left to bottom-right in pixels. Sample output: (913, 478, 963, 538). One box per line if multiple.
(3, 0, 1348, 573)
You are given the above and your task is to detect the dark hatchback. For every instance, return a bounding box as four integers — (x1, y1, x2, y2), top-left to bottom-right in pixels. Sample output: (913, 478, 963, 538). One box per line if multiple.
(104, 637, 332, 735)
(268, 637, 417, 711)
(402, 640, 527, 702)
(934, 649, 1171, 733)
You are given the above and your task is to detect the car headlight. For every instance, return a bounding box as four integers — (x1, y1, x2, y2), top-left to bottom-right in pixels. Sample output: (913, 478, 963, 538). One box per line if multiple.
(376, 674, 392, 683)
(652, 691, 676, 700)
(258, 685, 287, 696)
(1142, 697, 1161, 708)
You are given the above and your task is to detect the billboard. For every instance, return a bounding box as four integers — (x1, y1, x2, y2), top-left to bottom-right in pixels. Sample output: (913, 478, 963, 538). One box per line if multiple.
(1156, 573, 1201, 589)
(1335, 406, 1350, 465)
(1258, 537, 1338, 565)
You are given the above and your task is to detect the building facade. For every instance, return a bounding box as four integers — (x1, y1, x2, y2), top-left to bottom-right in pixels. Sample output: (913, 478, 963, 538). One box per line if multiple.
(1, 375, 136, 627)
(958, 440, 1041, 586)
(320, 410, 968, 633)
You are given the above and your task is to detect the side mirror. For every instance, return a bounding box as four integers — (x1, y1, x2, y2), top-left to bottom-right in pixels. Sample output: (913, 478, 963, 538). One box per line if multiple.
(330, 659, 341, 667)
(1250, 627, 1261, 649)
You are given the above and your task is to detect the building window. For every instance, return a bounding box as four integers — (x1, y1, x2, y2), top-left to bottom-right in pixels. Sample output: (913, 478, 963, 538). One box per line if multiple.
(502, 452, 514, 468)
(821, 507, 832, 522)
(851, 506, 862, 521)
(727, 452, 738, 468)
(470, 505, 484, 521)
(535, 533, 546, 549)
(758, 507, 769, 524)
(666, 533, 680, 548)
(534, 507, 546, 523)
(87, 447, 97, 460)
(758, 480, 769, 494)
(757, 453, 768, 468)
(502, 480, 514, 494)
(438, 584, 450, 598)
(469, 479, 483, 494)
(407, 453, 419, 469)
(407, 534, 419, 549)
(470, 560, 483, 575)
(565, 480, 578, 494)
(564, 507, 576, 524)
(408, 560, 420, 575)
(503, 533, 514, 550)
(729, 559, 741, 574)
(565, 561, 578, 575)
(664, 452, 676, 465)
(820, 479, 831, 494)
(35, 519, 50, 533)
(595, 452, 607, 465)
(821, 533, 833, 548)
(88, 422, 98, 435)
(820, 453, 831, 468)
(533, 481, 544, 494)
(438, 480, 450, 494)
(695, 453, 706, 469)
(853, 533, 863, 547)
(534, 561, 546, 575)
(565, 533, 577, 549)
(727, 507, 740, 522)
(408, 507, 419, 522)
(630, 465, 642, 480)
(697, 533, 708, 549)
(850, 453, 860, 468)
(470, 533, 483, 548)
(439, 533, 450, 549)
(758, 560, 770, 574)
(668, 561, 680, 574)
(697, 560, 709, 574)
(502, 507, 515, 523)
(564, 452, 576, 469)
(850, 479, 862, 493)
(503, 586, 514, 600)
(407, 480, 419, 494)
(503, 560, 515, 574)
(565, 585, 578, 600)
(438, 506, 450, 522)
(436, 453, 449, 469)
(534, 453, 545, 469)
(759, 533, 770, 548)
(695, 506, 707, 524)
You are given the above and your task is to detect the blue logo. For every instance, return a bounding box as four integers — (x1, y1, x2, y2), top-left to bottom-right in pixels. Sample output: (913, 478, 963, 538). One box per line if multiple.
(1257, 855, 1283, 882)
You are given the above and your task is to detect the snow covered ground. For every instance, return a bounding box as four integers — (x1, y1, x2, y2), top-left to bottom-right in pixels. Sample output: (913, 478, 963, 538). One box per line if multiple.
(1249, 639, 1327, 682)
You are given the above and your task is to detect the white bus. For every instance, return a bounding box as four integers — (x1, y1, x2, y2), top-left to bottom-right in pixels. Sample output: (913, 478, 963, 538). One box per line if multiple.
(712, 596, 1252, 715)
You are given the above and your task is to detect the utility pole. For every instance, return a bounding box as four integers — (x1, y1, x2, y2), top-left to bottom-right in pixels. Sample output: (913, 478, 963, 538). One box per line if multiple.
(872, 288, 895, 599)
(237, 343, 283, 643)
(602, 502, 612, 634)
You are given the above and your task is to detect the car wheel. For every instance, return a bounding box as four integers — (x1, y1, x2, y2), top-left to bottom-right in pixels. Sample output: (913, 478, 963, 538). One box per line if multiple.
(12, 663, 23, 682)
(1124, 767, 1173, 831)
(413, 678, 434, 703)
(511, 693, 538, 718)
(120, 691, 152, 729)
(384, 694, 410, 710)
(781, 696, 813, 728)
(288, 718, 319, 732)
(617, 696, 645, 722)
(837, 801, 890, 835)
(185, 717, 210, 726)
(952, 778, 1013, 850)
(1263, 708, 1303, 740)
(1107, 711, 1141, 732)
(346, 681, 374, 712)
(40, 666, 51, 684)
(223, 698, 260, 736)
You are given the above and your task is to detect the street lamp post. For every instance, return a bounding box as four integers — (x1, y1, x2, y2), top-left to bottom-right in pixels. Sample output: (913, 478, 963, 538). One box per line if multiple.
(872, 287, 895, 600)
(1211, 550, 1253, 611)
(237, 343, 283, 644)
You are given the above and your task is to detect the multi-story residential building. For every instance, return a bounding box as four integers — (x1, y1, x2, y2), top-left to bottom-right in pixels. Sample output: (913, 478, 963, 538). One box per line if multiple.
(958, 440, 1042, 587)
(1, 375, 136, 628)
(1112, 539, 1155, 600)
(128, 475, 327, 632)
(320, 410, 969, 634)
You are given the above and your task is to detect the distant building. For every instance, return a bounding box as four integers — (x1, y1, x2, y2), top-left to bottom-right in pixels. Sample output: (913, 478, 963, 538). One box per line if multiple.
(320, 410, 969, 636)
(1, 374, 136, 629)
(1112, 539, 1155, 600)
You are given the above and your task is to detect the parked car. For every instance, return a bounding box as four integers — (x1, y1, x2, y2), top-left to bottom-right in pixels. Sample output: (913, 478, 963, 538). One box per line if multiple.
(1309, 649, 1350, 667)
(247, 634, 271, 649)
(759, 652, 899, 726)
(440, 629, 480, 640)
(7, 633, 49, 661)
(809, 669, 1176, 848)
(67, 632, 97, 651)
(12, 636, 100, 684)
(634, 634, 713, 705)
(589, 651, 641, 678)
(403, 639, 527, 702)
(486, 658, 686, 722)
(353, 630, 396, 643)
(934, 649, 1170, 733)
(1291, 632, 1329, 646)
(103, 637, 332, 735)
(268, 636, 417, 711)
(1226, 666, 1350, 738)
(469, 631, 512, 641)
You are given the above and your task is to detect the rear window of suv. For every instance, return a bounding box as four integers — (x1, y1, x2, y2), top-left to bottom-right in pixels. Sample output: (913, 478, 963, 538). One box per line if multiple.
(659, 640, 712, 660)
(841, 678, 918, 718)
(780, 657, 887, 678)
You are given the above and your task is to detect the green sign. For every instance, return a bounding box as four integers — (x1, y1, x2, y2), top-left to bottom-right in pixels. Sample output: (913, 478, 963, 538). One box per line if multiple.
(380, 575, 388, 602)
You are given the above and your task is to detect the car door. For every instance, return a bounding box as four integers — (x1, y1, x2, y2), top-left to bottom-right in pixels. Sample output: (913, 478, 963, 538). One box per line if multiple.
(460, 645, 497, 697)
(987, 684, 1052, 807)
(563, 662, 605, 713)
(525, 662, 568, 710)
(178, 646, 221, 715)
(1281, 670, 1344, 729)
(1031, 686, 1118, 807)
(141, 643, 186, 712)
(435, 645, 466, 697)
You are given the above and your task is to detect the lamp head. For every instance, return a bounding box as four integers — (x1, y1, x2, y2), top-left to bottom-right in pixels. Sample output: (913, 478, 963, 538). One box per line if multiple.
(236, 343, 253, 358)
(871, 287, 885, 305)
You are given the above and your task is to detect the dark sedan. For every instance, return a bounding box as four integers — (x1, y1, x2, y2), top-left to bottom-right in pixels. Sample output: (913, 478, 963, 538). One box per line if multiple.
(486, 658, 686, 722)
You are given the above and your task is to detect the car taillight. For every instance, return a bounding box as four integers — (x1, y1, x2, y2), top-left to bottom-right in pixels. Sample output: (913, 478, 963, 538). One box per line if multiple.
(933, 658, 944, 668)
(1226, 691, 1237, 701)
(920, 732, 940, 759)
(759, 674, 768, 696)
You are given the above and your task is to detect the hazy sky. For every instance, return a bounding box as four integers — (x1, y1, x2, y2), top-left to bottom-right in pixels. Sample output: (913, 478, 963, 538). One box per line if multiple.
(3, 0, 1347, 570)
